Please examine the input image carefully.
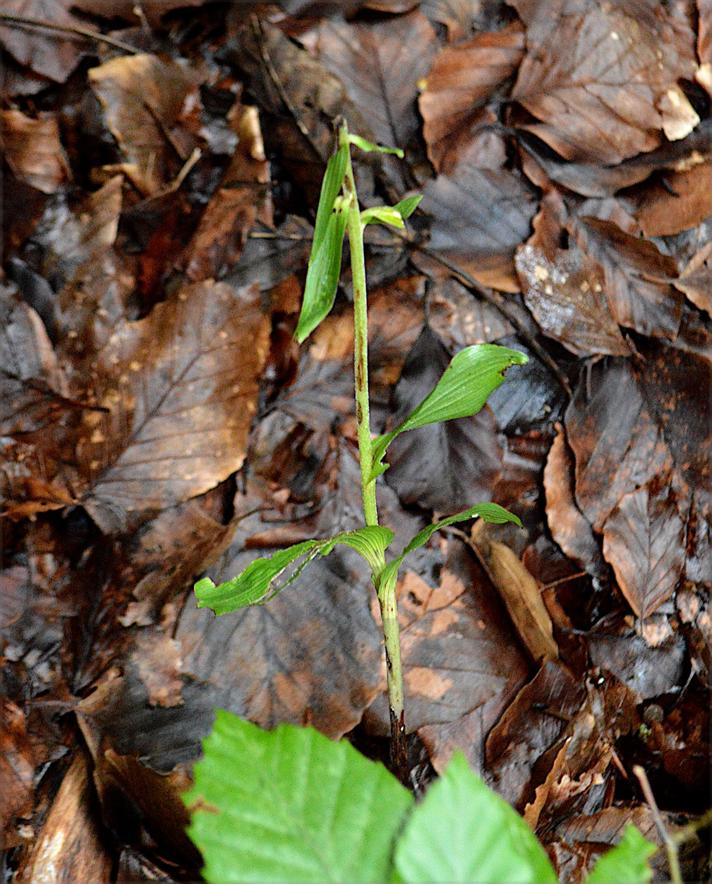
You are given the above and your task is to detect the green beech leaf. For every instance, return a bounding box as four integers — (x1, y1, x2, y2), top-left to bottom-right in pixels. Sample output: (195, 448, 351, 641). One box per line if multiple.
(586, 825, 656, 884)
(378, 503, 521, 593)
(370, 343, 528, 481)
(296, 201, 349, 343)
(348, 133, 404, 157)
(393, 194, 423, 219)
(392, 752, 557, 883)
(184, 711, 413, 884)
(195, 526, 394, 615)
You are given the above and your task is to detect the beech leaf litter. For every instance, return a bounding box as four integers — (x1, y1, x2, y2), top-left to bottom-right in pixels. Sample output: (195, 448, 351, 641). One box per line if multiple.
(1, 1, 710, 881)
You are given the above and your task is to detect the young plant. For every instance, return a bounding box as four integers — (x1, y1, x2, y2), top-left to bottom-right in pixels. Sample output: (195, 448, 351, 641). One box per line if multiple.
(193, 119, 528, 777)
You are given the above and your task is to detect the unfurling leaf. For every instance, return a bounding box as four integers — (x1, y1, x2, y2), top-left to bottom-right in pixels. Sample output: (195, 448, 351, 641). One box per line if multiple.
(347, 132, 404, 157)
(586, 825, 656, 884)
(393, 194, 423, 219)
(361, 206, 406, 229)
(370, 343, 528, 481)
(195, 526, 394, 615)
(378, 503, 522, 595)
(361, 195, 423, 230)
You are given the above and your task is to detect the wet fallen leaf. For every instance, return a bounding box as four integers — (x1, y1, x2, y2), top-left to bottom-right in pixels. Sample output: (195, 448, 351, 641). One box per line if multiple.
(0, 699, 36, 834)
(510, 0, 697, 163)
(602, 477, 686, 620)
(305, 10, 436, 189)
(544, 424, 607, 578)
(420, 22, 524, 173)
(574, 216, 683, 341)
(486, 659, 585, 808)
(516, 198, 630, 357)
(15, 753, 112, 884)
(0, 110, 69, 194)
(89, 54, 199, 196)
(421, 162, 538, 291)
(183, 103, 272, 282)
(367, 539, 530, 771)
(675, 239, 712, 314)
(0, 0, 86, 83)
(77, 281, 270, 532)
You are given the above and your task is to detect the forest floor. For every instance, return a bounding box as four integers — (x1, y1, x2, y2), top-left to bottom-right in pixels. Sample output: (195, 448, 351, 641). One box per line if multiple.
(1, 0, 710, 881)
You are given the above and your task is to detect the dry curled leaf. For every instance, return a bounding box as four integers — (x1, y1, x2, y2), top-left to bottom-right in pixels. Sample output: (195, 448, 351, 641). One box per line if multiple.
(471, 521, 559, 663)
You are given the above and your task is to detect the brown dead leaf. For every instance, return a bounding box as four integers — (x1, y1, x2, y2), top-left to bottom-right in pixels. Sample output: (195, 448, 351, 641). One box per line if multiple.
(131, 630, 184, 708)
(588, 628, 686, 699)
(574, 216, 683, 341)
(675, 240, 712, 314)
(472, 521, 559, 663)
(367, 539, 529, 766)
(602, 477, 686, 620)
(0, 0, 85, 83)
(635, 162, 712, 237)
(421, 162, 538, 291)
(544, 424, 607, 578)
(516, 198, 630, 357)
(0, 699, 36, 833)
(184, 104, 272, 282)
(16, 753, 112, 884)
(77, 281, 269, 532)
(0, 110, 69, 194)
(510, 0, 697, 163)
(305, 10, 436, 189)
(89, 54, 199, 196)
(420, 22, 524, 173)
(486, 660, 585, 808)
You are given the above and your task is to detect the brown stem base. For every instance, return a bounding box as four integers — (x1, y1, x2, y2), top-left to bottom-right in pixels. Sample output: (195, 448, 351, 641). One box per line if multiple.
(389, 707, 409, 787)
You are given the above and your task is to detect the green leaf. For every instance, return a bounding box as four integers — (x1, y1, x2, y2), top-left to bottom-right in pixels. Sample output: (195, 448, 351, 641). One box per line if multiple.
(311, 144, 348, 259)
(586, 825, 656, 884)
(361, 205, 406, 229)
(392, 752, 557, 884)
(184, 711, 413, 884)
(195, 526, 394, 615)
(370, 343, 528, 481)
(348, 132, 404, 157)
(393, 194, 423, 219)
(378, 503, 521, 593)
(295, 201, 349, 343)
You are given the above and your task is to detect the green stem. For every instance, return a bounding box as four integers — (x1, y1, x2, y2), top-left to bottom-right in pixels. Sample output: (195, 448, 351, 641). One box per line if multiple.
(340, 122, 408, 781)
(340, 124, 378, 529)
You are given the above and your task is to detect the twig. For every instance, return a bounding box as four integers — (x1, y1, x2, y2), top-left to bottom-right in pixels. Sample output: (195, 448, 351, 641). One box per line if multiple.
(633, 765, 683, 884)
(0, 12, 139, 55)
